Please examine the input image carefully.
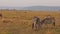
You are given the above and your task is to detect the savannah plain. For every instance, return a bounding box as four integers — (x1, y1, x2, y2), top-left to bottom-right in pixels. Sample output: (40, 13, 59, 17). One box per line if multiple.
(0, 10, 60, 34)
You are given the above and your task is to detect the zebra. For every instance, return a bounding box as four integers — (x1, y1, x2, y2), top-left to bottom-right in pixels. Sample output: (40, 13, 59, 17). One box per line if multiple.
(32, 16, 41, 31)
(41, 15, 55, 27)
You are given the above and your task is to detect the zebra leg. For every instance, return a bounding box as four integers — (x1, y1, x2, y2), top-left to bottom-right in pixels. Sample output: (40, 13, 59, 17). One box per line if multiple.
(34, 24, 38, 31)
(35, 24, 40, 31)
(51, 22, 55, 29)
(53, 22, 55, 26)
(52, 22, 55, 26)
(38, 23, 41, 29)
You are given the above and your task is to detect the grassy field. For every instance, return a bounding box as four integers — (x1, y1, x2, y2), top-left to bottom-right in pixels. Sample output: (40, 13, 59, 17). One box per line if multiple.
(0, 10, 60, 34)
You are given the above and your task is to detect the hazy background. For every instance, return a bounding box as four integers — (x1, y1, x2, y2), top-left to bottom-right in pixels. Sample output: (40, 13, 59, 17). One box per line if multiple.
(0, 0, 60, 7)
(0, 0, 60, 11)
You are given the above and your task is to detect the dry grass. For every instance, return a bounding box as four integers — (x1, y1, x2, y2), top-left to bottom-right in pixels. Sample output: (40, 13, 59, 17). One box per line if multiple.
(0, 10, 60, 34)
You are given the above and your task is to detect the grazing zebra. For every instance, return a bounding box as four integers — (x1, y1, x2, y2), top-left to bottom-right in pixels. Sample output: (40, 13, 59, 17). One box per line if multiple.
(41, 15, 55, 27)
(32, 16, 41, 31)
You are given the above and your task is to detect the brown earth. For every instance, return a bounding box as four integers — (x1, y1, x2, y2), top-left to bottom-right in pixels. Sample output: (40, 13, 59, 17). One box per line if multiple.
(0, 10, 60, 34)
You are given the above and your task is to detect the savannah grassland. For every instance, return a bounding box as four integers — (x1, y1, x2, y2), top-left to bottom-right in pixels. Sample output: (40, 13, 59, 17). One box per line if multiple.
(0, 10, 60, 34)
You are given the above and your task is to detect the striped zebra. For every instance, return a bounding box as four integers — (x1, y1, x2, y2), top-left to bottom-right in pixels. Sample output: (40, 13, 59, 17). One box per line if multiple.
(32, 16, 41, 31)
(41, 15, 55, 27)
